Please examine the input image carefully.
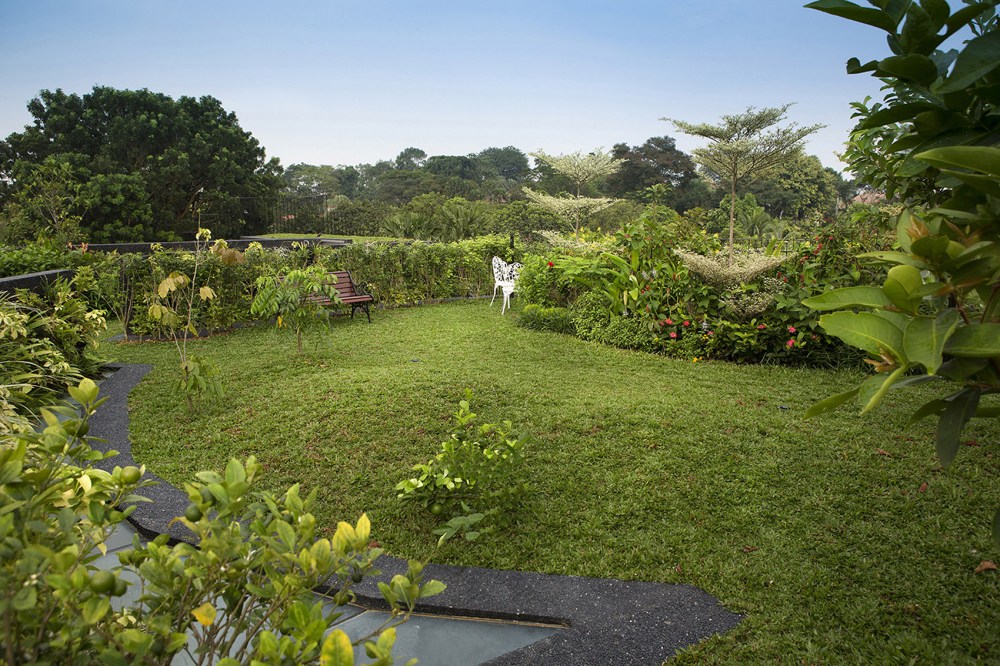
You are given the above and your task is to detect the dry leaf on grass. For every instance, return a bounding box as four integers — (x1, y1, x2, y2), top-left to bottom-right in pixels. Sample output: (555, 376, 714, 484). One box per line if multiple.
(974, 560, 997, 574)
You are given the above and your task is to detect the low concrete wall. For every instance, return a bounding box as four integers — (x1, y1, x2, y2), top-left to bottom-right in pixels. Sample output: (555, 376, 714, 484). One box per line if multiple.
(0, 269, 76, 294)
(85, 236, 351, 255)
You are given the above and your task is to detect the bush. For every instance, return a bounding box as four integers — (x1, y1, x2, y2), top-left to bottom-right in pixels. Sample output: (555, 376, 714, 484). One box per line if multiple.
(516, 304, 575, 334)
(325, 234, 521, 306)
(396, 393, 530, 545)
(1, 379, 444, 664)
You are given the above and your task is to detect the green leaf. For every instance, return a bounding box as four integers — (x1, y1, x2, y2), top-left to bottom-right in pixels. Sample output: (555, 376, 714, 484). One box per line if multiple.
(805, 387, 861, 418)
(858, 251, 930, 269)
(857, 101, 939, 128)
(936, 388, 979, 468)
(320, 629, 354, 666)
(859, 365, 911, 413)
(936, 29, 1000, 93)
(81, 596, 110, 624)
(802, 286, 893, 311)
(903, 310, 960, 374)
(419, 580, 447, 598)
(806, 0, 899, 32)
(878, 55, 939, 84)
(820, 311, 905, 359)
(911, 397, 948, 422)
(916, 146, 1000, 177)
(943, 323, 1000, 357)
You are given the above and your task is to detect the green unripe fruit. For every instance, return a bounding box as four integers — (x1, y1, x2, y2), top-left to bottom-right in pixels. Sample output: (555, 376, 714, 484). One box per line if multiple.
(200, 487, 215, 505)
(429, 503, 444, 516)
(185, 504, 203, 522)
(89, 570, 116, 594)
(112, 577, 128, 597)
(121, 466, 142, 484)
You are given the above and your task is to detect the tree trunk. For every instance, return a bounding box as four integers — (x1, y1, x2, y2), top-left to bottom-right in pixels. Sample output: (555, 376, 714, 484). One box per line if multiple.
(728, 181, 737, 267)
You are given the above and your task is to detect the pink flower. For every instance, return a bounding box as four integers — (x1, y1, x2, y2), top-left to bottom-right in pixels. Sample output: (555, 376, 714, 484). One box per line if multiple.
(669, 332, 677, 339)
(683, 320, 690, 327)
(786, 339, 795, 348)
(757, 324, 767, 330)
(707, 331, 714, 336)
(787, 326, 797, 334)
(665, 318, 673, 325)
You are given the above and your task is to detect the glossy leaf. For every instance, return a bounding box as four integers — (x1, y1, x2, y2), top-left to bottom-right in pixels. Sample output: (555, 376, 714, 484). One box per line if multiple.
(936, 388, 979, 468)
(320, 629, 354, 666)
(903, 311, 960, 374)
(802, 286, 893, 311)
(820, 311, 905, 359)
(943, 323, 1000, 357)
(936, 29, 1000, 93)
(806, 0, 899, 32)
(916, 145, 1000, 177)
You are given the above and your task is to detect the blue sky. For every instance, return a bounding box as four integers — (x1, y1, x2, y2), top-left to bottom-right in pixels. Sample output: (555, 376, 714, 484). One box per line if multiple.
(1, 1, 894, 171)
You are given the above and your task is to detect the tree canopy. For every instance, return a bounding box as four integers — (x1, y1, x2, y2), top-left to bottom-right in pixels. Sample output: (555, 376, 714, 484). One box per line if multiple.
(0, 86, 282, 242)
(667, 105, 823, 263)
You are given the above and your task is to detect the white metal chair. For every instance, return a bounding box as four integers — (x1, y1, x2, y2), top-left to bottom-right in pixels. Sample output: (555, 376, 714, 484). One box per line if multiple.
(500, 262, 522, 314)
(490, 256, 507, 306)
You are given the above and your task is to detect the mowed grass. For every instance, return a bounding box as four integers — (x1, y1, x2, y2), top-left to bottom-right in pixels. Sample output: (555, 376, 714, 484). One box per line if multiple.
(104, 301, 1000, 664)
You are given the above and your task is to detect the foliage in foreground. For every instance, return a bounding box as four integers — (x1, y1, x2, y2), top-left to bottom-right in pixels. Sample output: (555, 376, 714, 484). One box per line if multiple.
(0, 379, 443, 665)
(805, 0, 1000, 542)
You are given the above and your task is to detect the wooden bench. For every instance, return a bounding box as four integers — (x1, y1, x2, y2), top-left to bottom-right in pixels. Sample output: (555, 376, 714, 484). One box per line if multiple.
(298, 270, 374, 322)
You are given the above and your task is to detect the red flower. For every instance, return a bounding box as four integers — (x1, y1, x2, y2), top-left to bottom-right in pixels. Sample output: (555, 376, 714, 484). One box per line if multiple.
(757, 324, 767, 330)
(786, 339, 795, 348)
(683, 320, 690, 327)
(547, 261, 554, 268)
(669, 332, 677, 339)
(787, 326, 796, 334)
(665, 318, 673, 325)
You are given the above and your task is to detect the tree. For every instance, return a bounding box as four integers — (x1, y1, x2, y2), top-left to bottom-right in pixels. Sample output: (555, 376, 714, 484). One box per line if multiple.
(476, 146, 531, 182)
(606, 136, 700, 208)
(746, 154, 845, 221)
(803, 0, 1000, 545)
(0, 87, 283, 241)
(524, 148, 622, 237)
(395, 147, 427, 170)
(667, 106, 823, 264)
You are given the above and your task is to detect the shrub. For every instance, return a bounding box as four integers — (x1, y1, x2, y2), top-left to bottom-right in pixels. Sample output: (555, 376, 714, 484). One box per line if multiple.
(396, 393, 530, 545)
(1, 379, 444, 664)
(516, 304, 575, 334)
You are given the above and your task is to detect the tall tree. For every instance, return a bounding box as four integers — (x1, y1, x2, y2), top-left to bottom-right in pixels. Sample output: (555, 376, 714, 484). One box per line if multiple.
(666, 105, 823, 264)
(0, 87, 282, 241)
(524, 148, 622, 237)
(606, 136, 699, 207)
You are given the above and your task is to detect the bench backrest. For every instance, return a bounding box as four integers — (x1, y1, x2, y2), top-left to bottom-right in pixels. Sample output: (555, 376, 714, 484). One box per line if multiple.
(327, 270, 360, 297)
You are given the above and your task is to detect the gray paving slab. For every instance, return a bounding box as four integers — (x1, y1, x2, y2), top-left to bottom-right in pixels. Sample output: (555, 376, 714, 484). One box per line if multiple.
(88, 362, 743, 665)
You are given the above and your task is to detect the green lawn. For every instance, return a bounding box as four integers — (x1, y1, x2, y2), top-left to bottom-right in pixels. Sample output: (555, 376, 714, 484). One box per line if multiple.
(104, 301, 1000, 664)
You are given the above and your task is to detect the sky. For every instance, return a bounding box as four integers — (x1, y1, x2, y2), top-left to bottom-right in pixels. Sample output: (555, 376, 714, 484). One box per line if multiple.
(0, 1, 896, 172)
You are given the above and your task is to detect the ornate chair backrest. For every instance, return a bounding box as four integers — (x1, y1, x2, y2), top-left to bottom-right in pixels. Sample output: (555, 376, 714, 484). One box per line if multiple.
(491, 256, 507, 283)
(506, 262, 523, 282)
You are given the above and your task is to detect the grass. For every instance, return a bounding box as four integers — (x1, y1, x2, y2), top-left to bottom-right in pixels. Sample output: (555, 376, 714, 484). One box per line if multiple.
(103, 301, 1000, 664)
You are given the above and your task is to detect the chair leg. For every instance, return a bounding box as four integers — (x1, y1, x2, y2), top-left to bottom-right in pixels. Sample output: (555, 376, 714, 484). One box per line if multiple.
(490, 284, 499, 306)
